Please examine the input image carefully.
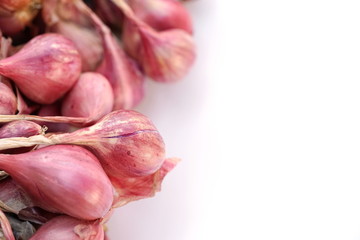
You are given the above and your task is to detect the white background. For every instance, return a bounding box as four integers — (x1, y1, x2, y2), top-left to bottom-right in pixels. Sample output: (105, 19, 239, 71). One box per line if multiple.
(109, 0, 360, 239)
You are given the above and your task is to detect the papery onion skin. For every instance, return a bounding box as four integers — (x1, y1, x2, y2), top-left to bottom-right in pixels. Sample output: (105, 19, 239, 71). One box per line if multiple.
(0, 33, 82, 104)
(0, 145, 114, 220)
(61, 72, 114, 124)
(0, 177, 34, 214)
(112, 157, 179, 207)
(29, 215, 104, 240)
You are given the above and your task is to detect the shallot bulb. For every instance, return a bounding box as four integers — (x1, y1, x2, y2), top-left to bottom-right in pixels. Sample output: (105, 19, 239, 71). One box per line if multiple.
(0, 120, 42, 153)
(61, 72, 114, 124)
(0, 110, 166, 177)
(42, 0, 104, 71)
(0, 82, 16, 115)
(0, 33, 82, 104)
(50, 110, 166, 177)
(114, 0, 196, 83)
(80, 0, 145, 109)
(0, 0, 41, 36)
(0, 145, 114, 220)
(44, 0, 144, 109)
(0, 120, 42, 138)
(29, 215, 104, 240)
(128, 0, 193, 33)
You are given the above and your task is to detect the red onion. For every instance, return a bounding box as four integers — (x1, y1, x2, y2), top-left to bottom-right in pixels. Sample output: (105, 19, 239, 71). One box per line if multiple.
(42, 0, 104, 71)
(0, 33, 82, 104)
(0, 110, 166, 177)
(0, 145, 114, 220)
(61, 72, 114, 124)
(128, 0, 193, 33)
(0, 0, 41, 36)
(29, 215, 104, 240)
(0, 82, 16, 115)
(114, 0, 196, 83)
(112, 157, 179, 207)
(0, 209, 15, 240)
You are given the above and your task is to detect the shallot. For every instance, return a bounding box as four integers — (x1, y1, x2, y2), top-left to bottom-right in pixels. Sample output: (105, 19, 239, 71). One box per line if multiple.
(38, 103, 72, 133)
(61, 72, 114, 124)
(0, 120, 42, 138)
(0, 110, 166, 177)
(42, 0, 104, 71)
(0, 33, 82, 104)
(0, 145, 114, 220)
(127, 0, 193, 33)
(0, 0, 41, 36)
(0, 82, 16, 115)
(83, 0, 145, 109)
(29, 215, 104, 240)
(114, 0, 196, 83)
(0, 120, 42, 153)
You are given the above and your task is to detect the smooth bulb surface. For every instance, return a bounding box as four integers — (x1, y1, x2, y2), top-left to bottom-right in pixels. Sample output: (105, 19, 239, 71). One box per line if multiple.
(61, 72, 114, 124)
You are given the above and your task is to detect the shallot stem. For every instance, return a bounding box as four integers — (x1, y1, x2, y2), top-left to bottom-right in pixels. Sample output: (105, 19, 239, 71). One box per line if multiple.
(0, 135, 52, 150)
(0, 115, 91, 125)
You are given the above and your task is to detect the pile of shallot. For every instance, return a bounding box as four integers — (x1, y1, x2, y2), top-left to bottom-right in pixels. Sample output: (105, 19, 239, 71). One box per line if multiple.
(0, 0, 195, 239)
